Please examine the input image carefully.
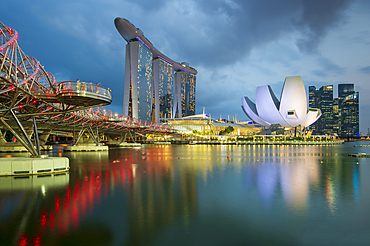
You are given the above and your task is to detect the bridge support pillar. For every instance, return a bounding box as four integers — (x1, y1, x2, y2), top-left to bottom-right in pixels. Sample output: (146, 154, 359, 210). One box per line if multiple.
(0, 130, 7, 145)
(120, 132, 128, 143)
(0, 110, 45, 157)
(73, 128, 86, 146)
(65, 126, 108, 152)
(0, 112, 68, 176)
(86, 125, 100, 146)
(128, 130, 136, 143)
(104, 131, 141, 148)
(38, 129, 52, 150)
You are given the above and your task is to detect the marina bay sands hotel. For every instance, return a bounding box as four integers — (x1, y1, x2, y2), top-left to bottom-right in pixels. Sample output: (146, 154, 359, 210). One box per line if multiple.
(115, 17, 197, 123)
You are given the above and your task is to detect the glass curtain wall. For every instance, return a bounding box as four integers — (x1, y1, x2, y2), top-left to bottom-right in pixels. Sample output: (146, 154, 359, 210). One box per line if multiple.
(137, 42, 153, 122)
(181, 72, 196, 117)
(158, 59, 174, 119)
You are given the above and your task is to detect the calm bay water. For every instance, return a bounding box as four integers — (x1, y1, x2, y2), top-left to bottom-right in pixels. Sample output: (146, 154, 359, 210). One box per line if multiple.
(1, 142, 370, 245)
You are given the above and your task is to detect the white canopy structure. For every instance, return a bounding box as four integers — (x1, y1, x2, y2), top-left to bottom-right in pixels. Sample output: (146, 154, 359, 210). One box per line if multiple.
(241, 76, 321, 128)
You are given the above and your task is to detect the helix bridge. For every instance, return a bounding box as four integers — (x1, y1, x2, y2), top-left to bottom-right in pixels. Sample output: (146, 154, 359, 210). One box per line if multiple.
(0, 21, 174, 157)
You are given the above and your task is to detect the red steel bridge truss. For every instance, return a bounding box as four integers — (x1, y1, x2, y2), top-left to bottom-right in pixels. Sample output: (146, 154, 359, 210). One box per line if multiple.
(0, 21, 174, 156)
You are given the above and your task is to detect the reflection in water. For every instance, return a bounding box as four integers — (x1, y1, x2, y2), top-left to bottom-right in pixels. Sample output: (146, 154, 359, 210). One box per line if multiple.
(0, 143, 368, 245)
(0, 173, 69, 191)
(244, 157, 318, 212)
(256, 162, 278, 208)
(0, 173, 69, 245)
(353, 165, 360, 202)
(64, 151, 109, 165)
(325, 171, 336, 214)
(281, 161, 310, 211)
(245, 154, 360, 214)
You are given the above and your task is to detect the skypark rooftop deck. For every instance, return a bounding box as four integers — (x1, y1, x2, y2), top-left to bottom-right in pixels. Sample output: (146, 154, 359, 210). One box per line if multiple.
(114, 17, 197, 75)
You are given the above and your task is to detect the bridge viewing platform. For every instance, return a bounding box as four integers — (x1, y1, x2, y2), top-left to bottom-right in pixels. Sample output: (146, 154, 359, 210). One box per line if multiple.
(57, 81, 112, 107)
(33, 81, 112, 107)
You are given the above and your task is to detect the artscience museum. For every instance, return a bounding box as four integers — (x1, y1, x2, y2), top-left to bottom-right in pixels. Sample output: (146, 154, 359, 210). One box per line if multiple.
(241, 76, 321, 128)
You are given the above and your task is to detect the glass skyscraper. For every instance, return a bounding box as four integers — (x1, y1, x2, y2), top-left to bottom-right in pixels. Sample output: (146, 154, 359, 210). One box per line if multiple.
(308, 83, 359, 137)
(338, 84, 359, 137)
(308, 86, 318, 109)
(338, 84, 355, 99)
(137, 42, 153, 122)
(333, 98, 339, 134)
(308, 86, 319, 133)
(308, 85, 334, 135)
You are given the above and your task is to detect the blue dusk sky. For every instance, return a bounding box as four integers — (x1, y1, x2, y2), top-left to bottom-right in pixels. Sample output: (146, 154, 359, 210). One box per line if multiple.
(2, 0, 370, 133)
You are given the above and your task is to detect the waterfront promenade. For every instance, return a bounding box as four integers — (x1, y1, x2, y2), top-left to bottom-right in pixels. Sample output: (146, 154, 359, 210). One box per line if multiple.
(141, 139, 344, 145)
(144, 134, 344, 145)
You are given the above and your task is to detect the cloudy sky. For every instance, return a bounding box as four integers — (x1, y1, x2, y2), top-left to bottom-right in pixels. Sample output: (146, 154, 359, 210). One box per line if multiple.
(2, 0, 370, 134)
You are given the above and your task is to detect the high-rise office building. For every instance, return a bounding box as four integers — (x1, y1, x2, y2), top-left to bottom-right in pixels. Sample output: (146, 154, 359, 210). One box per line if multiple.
(308, 85, 334, 135)
(308, 86, 318, 108)
(338, 83, 359, 137)
(308, 86, 319, 133)
(309, 83, 359, 137)
(333, 98, 339, 134)
(115, 18, 197, 123)
(338, 84, 355, 99)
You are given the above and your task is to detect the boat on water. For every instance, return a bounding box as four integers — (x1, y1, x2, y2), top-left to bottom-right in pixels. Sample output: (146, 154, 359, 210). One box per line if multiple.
(154, 142, 171, 145)
(348, 153, 369, 157)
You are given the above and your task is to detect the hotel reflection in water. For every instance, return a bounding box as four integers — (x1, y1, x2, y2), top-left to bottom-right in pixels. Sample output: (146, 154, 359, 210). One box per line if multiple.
(0, 146, 361, 244)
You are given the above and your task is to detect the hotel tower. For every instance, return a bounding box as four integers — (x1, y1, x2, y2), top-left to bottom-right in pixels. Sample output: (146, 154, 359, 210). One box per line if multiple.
(115, 18, 197, 123)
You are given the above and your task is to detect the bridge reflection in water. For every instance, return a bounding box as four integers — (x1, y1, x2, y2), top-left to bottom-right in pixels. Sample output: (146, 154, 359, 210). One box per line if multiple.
(0, 144, 368, 245)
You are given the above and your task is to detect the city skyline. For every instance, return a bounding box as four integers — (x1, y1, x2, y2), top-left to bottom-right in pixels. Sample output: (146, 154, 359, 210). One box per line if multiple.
(309, 84, 359, 137)
(1, 0, 369, 133)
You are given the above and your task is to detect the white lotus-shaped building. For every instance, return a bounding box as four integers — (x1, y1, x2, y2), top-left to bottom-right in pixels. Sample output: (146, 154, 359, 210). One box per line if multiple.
(241, 76, 321, 128)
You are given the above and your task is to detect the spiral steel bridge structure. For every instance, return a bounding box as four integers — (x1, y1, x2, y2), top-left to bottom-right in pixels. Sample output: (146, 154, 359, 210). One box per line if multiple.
(0, 21, 175, 157)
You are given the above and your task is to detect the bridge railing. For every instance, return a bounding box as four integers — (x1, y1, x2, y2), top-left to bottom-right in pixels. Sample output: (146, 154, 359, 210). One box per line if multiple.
(56, 81, 112, 98)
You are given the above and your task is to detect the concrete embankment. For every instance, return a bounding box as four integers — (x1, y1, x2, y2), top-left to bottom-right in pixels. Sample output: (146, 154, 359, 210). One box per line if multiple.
(0, 157, 69, 176)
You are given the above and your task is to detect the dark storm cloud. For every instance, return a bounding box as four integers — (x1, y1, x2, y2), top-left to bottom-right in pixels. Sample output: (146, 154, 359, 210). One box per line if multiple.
(294, 0, 352, 52)
(159, 0, 354, 68)
(311, 57, 344, 77)
(360, 66, 370, 74)
(130, 0, 167, 11)
(1, 0, 355, 75)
